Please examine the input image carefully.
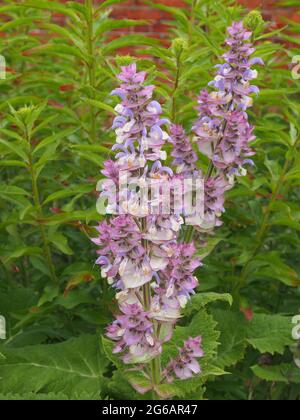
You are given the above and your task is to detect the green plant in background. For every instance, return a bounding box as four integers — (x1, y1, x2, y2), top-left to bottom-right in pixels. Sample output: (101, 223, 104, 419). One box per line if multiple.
(0, 0, 299, 401)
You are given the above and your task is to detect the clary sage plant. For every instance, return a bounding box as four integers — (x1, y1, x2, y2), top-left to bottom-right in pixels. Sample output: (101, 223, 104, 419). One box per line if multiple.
(93, 21, 263, 397)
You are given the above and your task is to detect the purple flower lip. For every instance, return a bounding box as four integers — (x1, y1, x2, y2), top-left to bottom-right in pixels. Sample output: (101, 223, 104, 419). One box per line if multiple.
(105, 303, 161, 363)
(164, 336, 204, 381)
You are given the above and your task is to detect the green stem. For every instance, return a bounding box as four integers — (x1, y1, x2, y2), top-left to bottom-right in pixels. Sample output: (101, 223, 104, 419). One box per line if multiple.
(183, 224, 194, 243)
(188, 0, 196, 46)
(143, 281, 151, 311)
(151, 356, 161, 385)
(171, 50, 182, 123)
(85, 0, 97, 143)
(26, 128, 58, 285)
(141, 218, 161, 397)
(142, 282, 162, 397)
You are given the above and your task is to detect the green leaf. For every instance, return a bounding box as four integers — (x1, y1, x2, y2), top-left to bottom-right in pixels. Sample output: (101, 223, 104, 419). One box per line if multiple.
(0, 335, 109, 398)
(81, 98, 116, 115)
(43, 184, 93, 205)
(103, 370, 138, 400)
(289, 123, 298, 146)
(0, 288, 37, 319)
(101, 336, 123, 370)
(0, 247, 42, 264)
(212, 310, 248, 368)
(0, 128, 23, 141)
(0, 139, 28, 162)
(95, 19, 148, 37)
(247, 314, 294, 355)
(44, 209, 99, 226)
(145, 0, 188, 21)
(154, 383, 183, 399)
(20, 1, 80, 22)
(0, 160, 27, 168)
(0, 185, 31, 209)
(0, 392, 70, 400)
(0, 186, 29, 197)
(164, 309, 219, 363)
(33, 127, 79, 154)
(185, 293, 233, 315)
(248, 252, 300, 287)
(102, 35, 160, 55)
(24, 44, 85, 61)
(196, 237, 225, 259)
(55, 289, 95, 310)
(48, 231, 73, 255)
(125, 371, 152, 395)
(0, 97, 41, 112)
(37, 285, 59, 307)
(270, 218, 300, 234)
(40, 23, 84, 50)
(75, 151, 104, 167)
(0, 18, 38, 32)
(96, 0, 127, 11)
(71, 144, 111, 154)
(252, 364, 300, 384)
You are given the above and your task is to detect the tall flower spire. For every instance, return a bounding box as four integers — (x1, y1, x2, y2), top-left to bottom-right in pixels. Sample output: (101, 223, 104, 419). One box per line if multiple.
(92, 20, 262, 395)
(193, 22, 263, 176)
(93, 63, 201, 374)
(189, 21, 263, 231)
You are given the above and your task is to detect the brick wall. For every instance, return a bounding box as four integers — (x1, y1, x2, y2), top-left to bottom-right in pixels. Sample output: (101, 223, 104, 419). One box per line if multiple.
(107, 0, 299, 41)
(110, 0, 185, 42)
(48, 1, 299, 39)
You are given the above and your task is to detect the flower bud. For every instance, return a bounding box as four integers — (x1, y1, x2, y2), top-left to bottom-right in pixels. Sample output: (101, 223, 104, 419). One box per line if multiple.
(115, 55, 135, 67)
(171, 38, 188, 57)
(244, 11, 264, 34)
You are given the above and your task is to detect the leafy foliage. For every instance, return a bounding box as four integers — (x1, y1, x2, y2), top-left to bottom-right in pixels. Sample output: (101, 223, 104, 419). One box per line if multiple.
(0, 0, 299, 400)
(0, 335, 108, 399)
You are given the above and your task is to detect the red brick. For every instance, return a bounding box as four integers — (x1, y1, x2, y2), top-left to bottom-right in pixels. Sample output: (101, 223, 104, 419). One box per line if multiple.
(155, 0, 185, 6)
(112, 7, 169, 21)
(133, 25, 153, 33)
